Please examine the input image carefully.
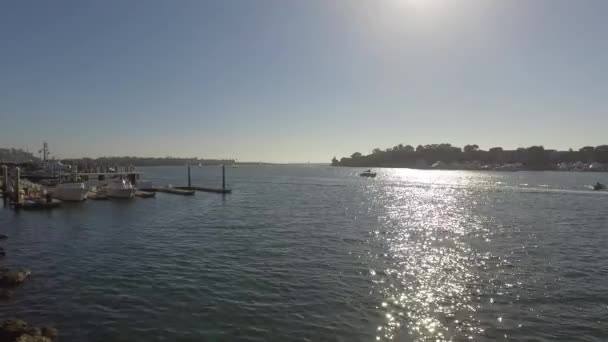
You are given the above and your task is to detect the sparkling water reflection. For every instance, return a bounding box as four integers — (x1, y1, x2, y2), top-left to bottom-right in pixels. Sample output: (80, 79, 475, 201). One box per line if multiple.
(366, 170, 493, 341)
(363, 169, 608, 341)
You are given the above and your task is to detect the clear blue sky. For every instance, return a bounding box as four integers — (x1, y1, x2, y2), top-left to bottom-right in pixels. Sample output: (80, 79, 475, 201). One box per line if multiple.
(1, 0, 606, 162)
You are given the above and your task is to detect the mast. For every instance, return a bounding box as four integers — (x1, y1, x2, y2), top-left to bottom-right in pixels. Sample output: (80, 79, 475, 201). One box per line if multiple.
(40, 142, 49, 163)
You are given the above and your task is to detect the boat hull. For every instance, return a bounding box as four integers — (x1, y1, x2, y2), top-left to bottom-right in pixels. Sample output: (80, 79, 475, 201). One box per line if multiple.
(18, 199, 62, 210)
(50, 186, 88, 201)
(107, 188, 136, 199)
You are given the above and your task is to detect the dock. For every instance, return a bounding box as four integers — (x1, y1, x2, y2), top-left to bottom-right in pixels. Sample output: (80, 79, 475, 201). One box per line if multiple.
(156, 187, 195, 196)
(175, 186, 232, 194)
(0, 160, 232, 212)
(176, 164, 231, 194)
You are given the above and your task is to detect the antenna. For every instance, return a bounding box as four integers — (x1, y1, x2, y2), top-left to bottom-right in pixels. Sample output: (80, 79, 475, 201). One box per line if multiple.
(42, 142, 50, 162)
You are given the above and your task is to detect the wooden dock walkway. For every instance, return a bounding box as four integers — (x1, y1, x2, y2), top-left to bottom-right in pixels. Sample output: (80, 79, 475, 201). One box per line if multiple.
(177, 164, 232, 194)
(175, 186, 231, 194)
(156, 187, 195, 196)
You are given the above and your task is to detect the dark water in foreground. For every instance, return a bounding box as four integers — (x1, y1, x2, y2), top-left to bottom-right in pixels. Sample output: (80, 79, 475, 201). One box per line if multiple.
(1, 166, 607, 341)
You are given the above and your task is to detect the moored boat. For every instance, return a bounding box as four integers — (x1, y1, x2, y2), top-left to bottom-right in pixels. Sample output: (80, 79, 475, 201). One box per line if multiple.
(49, 182, 88, 201)
(134, 190, 156, 198)
(17, 198, 62, 210)
(134, 179, 155, 191)
(106, 179, 136, 198)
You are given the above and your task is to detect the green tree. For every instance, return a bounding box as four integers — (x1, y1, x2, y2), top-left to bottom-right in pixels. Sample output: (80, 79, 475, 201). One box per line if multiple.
(351, 152, 363, 158)
(595, 145, 608, 151)
(463, 144, 479, 153)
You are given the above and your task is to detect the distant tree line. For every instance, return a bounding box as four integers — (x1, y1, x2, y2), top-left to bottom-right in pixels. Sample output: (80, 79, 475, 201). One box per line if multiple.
(332, 144, 608, 170)
(62, 156, 235, 168)
(0, 148, 37, 163)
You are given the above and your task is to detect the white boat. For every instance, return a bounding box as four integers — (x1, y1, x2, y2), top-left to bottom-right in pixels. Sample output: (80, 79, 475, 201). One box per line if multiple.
(134, 178, 154, 191)
(106, 179, 136, 199)
(79, 171, 146, 189)
(50, 182, 88, 201)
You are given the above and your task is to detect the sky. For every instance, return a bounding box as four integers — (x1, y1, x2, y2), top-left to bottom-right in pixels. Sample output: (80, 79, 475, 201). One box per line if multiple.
(0, 0, 607, 163)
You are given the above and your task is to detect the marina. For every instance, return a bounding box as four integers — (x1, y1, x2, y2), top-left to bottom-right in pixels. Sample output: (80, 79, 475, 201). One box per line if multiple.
(1, 156, 231, 211)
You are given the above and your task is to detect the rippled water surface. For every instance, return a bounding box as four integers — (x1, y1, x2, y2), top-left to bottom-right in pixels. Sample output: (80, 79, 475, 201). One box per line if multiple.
(1, 166, 607, 341)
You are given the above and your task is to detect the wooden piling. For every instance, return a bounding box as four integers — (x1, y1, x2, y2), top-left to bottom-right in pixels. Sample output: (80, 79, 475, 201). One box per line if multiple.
(14, 167, 21, 204)
(187, 164, 191, 188)
(174, 163, 231, 194)
(1, 165, 7, 196)
(222, 164, 225, 192)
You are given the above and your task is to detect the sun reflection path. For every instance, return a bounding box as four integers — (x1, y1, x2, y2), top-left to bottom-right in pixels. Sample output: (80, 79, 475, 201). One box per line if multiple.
(366, 170, 493, 341)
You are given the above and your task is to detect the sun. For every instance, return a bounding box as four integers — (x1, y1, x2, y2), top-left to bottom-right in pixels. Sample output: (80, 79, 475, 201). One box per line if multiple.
(391, 0, 443, 11)
(406, 0, 431, 7)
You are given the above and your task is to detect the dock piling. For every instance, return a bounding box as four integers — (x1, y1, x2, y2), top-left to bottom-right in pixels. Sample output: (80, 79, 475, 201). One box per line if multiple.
(187, 164, 191, 188)
(1, 165, 7, 196)
(222, 164, 225, 192)
(14, 167, 22, 205)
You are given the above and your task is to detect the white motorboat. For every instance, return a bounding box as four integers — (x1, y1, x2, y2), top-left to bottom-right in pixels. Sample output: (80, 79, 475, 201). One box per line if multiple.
(106, 179, 136, 199)
(50, 182, 88, 201)
(134, 178, 155, 191)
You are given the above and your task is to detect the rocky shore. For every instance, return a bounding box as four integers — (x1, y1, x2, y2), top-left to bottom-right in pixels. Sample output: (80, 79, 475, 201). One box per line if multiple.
(0, 234, 58, 341)
(0, 319, 57, 342)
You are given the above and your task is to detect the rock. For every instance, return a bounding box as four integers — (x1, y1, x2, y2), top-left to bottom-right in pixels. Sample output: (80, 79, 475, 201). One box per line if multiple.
(15, 334, 52, 342)
(40, 327, 57, 339)
(0, 270, 31, 287)
(0, 320, 56, 342)
(0, 289, 13, 300)
(0, 234, 7, 240)
(26, 327, 41, 336)
(0, 319, 30, 340)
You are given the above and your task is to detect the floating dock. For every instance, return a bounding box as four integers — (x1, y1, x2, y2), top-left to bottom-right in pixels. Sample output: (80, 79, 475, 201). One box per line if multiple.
(177, 164, 232, 194)
(175, 186, 231, 194)
(156, 187, 195, 196)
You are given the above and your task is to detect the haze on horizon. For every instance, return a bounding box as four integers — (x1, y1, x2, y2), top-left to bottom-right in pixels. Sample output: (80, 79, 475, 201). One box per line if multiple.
(1, 0, 606, 163)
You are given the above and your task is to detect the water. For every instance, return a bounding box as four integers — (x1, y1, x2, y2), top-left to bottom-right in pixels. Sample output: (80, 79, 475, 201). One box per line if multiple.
(1, 166, 607, 341)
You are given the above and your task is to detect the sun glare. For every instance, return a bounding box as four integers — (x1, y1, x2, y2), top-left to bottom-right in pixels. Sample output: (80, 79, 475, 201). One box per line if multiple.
(390, 0, 445, 13)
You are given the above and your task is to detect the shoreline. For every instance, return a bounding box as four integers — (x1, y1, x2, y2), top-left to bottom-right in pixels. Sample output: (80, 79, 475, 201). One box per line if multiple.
(0, 231, 58, 342)
(331, 165, 608, 172)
